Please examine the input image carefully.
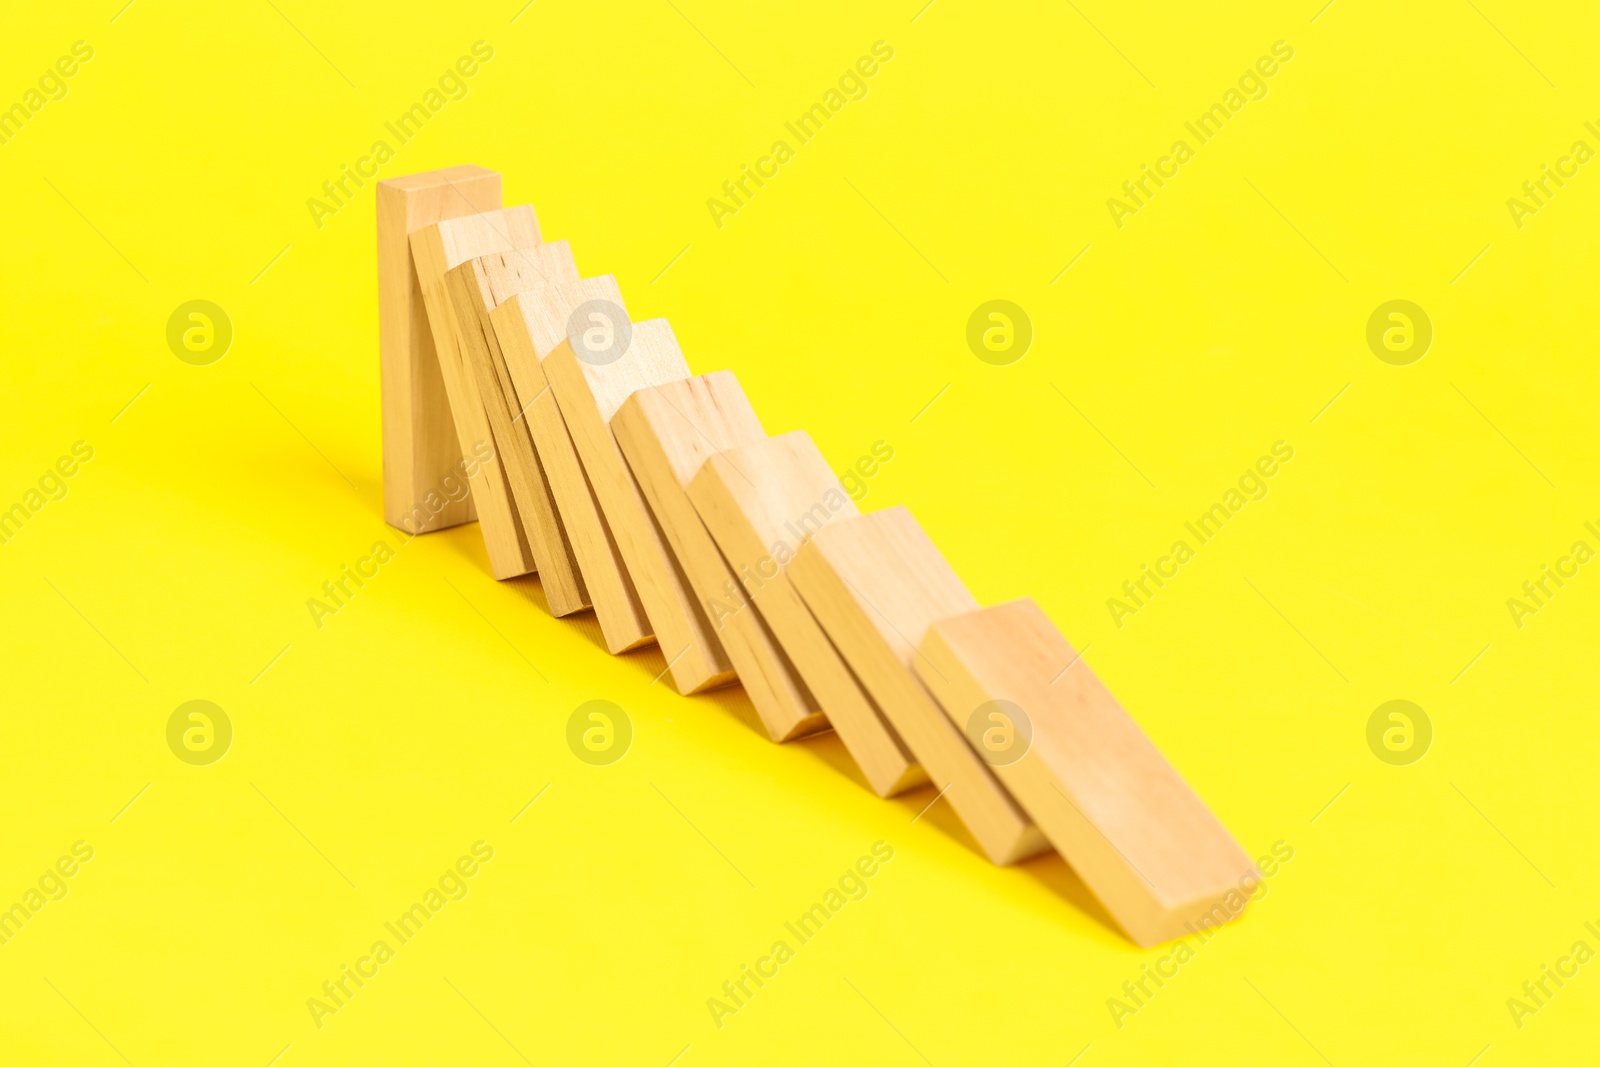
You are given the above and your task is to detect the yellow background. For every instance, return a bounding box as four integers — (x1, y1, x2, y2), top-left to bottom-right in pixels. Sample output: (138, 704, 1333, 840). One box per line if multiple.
(2, 0, 1597, 1063)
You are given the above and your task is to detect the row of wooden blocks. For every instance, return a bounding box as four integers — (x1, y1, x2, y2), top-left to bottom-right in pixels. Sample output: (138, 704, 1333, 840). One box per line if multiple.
(376, 165, 1257, 947)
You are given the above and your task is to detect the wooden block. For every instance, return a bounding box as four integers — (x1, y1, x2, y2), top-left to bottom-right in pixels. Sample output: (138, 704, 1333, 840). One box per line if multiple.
(544, 319, 735, 694)
(916, 599, 1259, 946)
(787, 508, 1048, 864)
(445, 247, 590, 616)
(377, 165, 499, 537)
(488, 279, 654, 654)
(408, 206, 546, 579)
(686, 432, 925, 797)
(613, 373, 825, 740)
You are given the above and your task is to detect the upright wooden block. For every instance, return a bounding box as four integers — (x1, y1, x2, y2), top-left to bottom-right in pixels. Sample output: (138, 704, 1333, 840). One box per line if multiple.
(408, 207, 545, 579)
(377, 165, 499, 536)
(787, 508, 1048, 864)
(488, 279, 653, 654)
(613, 373, 824, 740)
(686, 432, 925, 797)
(446, 248, 589, 615)
(916, 599, 1259, 946)
(545, 319, 734, 694)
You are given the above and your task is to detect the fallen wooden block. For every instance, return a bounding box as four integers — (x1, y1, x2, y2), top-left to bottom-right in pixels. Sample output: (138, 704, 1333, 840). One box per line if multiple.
(915, 599, 1259, 946)
(686, 432, 925, 797)
(446, 248, 589, 615)
(377, 165, 499, 537)
(408, 207, 546, 579)
(488, 278, 653, 653)
(787, 507, 1048, 864)
(545, 320, 735, 694)
(613, 373, 825, 739)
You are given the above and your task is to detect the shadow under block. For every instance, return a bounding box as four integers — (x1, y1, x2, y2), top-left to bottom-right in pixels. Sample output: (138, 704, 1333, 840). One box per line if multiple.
(915, 599, 1259, 947)
(787, 507, 1048, 864)
(612, 373, 824, 740)
(545, 320, 734, 694)
(446, 248, 590, 615)
(377, 165, 499, 536)
(408, 206, 545, 579)
(685, 431, 925, 797)
(488, 278, 653, 653)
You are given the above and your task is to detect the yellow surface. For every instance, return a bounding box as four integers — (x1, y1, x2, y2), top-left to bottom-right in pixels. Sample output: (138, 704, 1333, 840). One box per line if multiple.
(2, 1, 1597, 1063)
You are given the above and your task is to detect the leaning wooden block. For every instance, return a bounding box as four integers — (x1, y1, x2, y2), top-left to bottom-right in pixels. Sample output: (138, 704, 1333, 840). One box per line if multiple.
(545, 319, 734, 694)
(686, 432, 925, 797)
(446, 248, 589, 615)
(613, 373, 824, 740)
(488, 279, 653, 653)
(787, 508, 1048, 864)
(409, 207, 545, 579)
(377, 165, 499, 537)
(915, 599, 1259, 947)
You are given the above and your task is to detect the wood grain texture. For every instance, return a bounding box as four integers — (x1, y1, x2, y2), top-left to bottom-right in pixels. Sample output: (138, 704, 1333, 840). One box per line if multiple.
(686, 432, 925, 797)
(613, 373, 824, 739)
(545, 319, 734, 694)
(916, 599, 1259, 946)
(377, 165, 498, 537)
(488, 279, 653, 653)
(408, 206, 544, 579)
(446, 247, 589, 615)
(786, 507, 1047, 864)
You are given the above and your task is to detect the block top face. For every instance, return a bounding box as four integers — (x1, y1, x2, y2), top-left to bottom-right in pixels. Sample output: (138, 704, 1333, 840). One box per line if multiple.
(378, 164, 496, 192)
(801, 506, 978, 664)
(621, 371, 766, 487)
(926, 598, 1252, 906)
(422, 204, 542, 267)
(693, 430, 859, 553)
(458, 242, 579, 308)
(499, 275, 628, 361)
(565, 318, 693, 423)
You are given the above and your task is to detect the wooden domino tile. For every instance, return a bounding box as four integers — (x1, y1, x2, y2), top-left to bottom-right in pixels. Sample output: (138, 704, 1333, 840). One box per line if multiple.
(376, 165, 499, 537)
(786, 507, 1048, 865)
(488, 279, 653, 654)
(544, 320, 735, 694)
(686, 432, 926, 797)
(612, 372, 824, 740)
(445, 248, 589, 616)
(408, 207, 544, 579)
(915, 598, 1259, 946)
(379, 168, 1258, 947)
